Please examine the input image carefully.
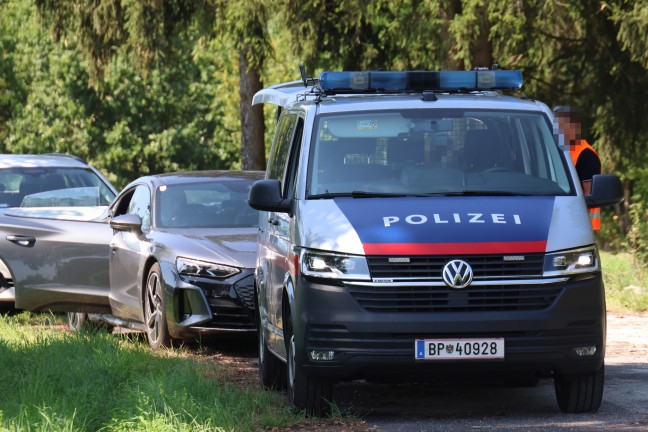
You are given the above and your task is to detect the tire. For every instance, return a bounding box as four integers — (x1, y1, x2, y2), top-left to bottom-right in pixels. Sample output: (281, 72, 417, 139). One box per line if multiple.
(257, 304, 287, 390)
(144, 263, 171, 350)
(554, 364, 604, 413)
(287, 333, 333, 417)
(67, 312, 87, 331)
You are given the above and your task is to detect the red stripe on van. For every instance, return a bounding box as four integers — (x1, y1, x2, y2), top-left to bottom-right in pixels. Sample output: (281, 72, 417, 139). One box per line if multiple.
(363, 241, 547, 256)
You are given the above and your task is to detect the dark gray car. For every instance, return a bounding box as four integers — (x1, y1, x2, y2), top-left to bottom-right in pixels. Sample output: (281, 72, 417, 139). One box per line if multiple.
(5, 170, 263, 349)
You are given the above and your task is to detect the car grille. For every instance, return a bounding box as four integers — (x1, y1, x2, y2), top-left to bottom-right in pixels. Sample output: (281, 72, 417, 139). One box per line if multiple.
(194, 273, 255, 330)
(233, 274, 255, 311)
(346, 283, 563, 312)
(350, 254, 557, 313)
(367, 254, 544, 279)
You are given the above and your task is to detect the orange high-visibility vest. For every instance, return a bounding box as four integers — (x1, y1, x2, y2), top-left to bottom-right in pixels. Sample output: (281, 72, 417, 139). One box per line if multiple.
(570, 140, 601, 231)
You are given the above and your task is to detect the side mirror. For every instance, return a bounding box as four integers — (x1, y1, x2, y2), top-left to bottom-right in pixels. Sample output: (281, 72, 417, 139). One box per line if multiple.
(248, 179, 292, 214)
(586, 174, 624, 208)
(110, 213, 143, 232)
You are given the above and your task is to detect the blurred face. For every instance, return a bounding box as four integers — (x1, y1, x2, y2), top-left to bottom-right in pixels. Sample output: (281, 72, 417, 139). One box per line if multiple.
(556, 113, 581, 147)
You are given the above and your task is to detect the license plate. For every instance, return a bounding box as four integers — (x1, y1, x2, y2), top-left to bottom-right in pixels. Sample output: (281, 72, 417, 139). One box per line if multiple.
(415, 338, 505, 360)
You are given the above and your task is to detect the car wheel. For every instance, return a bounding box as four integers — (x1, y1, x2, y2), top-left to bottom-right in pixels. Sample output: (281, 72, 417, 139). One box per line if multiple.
(554, 364, 604, 413)
(287, 333, 333, 416)
(144, 263, 171, 350)
(67, 312, 87, 331)
(258, 312, 287, 390)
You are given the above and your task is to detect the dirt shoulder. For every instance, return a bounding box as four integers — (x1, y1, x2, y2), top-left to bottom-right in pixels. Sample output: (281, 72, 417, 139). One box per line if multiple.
(207, 310, 648, 431)
(605, 310, 648, 364)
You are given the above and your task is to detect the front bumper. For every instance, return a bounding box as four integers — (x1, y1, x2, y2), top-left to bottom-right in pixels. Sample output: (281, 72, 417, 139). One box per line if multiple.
(162, 266, 256, 340)
(293, 274, 606, 382)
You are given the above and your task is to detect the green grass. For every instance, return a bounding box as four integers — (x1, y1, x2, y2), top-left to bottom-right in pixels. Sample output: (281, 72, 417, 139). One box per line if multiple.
(0, 313, 303, 431)
(601, 250, 648, 312)
(0, 254, 642, 431)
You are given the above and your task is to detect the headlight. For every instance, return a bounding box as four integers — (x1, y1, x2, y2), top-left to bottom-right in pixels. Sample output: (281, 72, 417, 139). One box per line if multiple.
(300, 249, 370, 280)
(176, 257, 241, 279)
(543, 246, 600, 277)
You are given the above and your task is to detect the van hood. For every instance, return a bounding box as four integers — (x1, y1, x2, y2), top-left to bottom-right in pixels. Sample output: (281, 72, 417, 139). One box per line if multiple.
(297, 196, 593, 256)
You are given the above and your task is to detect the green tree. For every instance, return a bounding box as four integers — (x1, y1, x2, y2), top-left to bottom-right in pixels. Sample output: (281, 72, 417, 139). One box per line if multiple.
(2, 0, 239, 188)
(34, 0, 269, 171)
(280, 0, 648, 242)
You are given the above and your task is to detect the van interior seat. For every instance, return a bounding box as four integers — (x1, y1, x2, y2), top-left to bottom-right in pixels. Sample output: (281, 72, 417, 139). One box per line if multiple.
(463, 129, 502, 172)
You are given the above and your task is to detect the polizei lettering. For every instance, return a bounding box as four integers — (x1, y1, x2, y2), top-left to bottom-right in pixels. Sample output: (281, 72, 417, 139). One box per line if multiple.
(383, 213, 522, 227)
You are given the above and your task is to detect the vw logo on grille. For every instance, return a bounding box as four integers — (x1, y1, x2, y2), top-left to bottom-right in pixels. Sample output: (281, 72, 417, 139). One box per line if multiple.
(442, 260, 473, 289)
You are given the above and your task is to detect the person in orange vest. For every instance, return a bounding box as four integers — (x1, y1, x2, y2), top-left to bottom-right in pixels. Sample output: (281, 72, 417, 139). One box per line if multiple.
(554, 105, 601, 230)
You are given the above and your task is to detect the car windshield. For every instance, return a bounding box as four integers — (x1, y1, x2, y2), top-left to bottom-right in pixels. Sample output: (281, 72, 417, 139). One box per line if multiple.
(0, 167, 116, 208)
(156, 179, 259, 228)
(306, 109, 573, 198)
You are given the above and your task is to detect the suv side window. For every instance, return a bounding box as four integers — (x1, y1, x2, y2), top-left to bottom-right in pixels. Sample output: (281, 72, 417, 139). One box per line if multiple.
(267, 113, 298, 194)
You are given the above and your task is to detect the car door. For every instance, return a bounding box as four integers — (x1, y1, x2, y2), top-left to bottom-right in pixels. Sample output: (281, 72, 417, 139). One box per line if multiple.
(4, 211, 113, 312)
(109, 184, 153, 322)
(261, 114, 303, 354)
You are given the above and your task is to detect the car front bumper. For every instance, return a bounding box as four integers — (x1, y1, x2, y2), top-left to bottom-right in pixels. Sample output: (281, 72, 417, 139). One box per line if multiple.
(292, 274, 606, 382)
(161, 264, 256, 340)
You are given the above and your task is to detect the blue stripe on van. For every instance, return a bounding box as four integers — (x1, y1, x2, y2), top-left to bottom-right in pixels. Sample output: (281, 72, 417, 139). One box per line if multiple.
(334, 196, 554, 255)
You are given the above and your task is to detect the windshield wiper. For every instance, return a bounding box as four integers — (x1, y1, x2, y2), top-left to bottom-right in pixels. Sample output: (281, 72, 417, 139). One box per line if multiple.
(439, 190, 530, 196)
(307, 191, 409, 199)
(308, 190, 537, 199)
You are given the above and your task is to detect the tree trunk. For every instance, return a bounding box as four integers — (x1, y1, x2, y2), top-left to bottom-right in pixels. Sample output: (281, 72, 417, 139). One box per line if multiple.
(239, 49, 265, 171)
(472, 9, 493, 69)
(442, 0, 465, 70)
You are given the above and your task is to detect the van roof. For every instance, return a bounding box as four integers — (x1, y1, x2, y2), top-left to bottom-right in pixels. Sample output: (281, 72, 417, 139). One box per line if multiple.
(253, 80, 549, 115)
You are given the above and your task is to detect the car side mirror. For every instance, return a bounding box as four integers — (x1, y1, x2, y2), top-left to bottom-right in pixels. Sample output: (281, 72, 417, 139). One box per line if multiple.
(586, 174, 624, 208)
(110, 213, 143, 232)
(248, 179, 292, 214)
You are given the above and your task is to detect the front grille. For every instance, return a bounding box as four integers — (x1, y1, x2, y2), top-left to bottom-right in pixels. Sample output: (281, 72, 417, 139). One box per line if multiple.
(193, 272, 255, 330)
(233, 275, 255, 310)
(346, 283, 563, 312)
(368, 254, 544, 279)
(355, 254, 555, 312)
(204, 297, 255, 330)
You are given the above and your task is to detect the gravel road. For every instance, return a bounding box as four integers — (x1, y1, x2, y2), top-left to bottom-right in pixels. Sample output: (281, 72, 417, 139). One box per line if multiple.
(344, 311, 648, 431)
(206, 311, 648, 431)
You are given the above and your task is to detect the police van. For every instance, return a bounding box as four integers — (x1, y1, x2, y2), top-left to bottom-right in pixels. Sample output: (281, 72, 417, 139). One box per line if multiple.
(248, 68, 623, 415)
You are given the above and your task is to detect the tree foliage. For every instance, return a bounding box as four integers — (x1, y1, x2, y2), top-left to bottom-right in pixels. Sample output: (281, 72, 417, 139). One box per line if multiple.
(0, 0, 647, 247)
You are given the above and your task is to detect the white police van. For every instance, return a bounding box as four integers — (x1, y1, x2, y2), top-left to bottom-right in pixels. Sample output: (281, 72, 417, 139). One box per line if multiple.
(248, 68, 623, 415)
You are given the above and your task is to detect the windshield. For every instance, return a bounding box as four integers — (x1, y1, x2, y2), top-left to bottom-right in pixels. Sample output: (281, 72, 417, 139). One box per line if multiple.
(307, 109, 573, 197)
(156, 179, 259, 228)
(0, 167, 116, 208)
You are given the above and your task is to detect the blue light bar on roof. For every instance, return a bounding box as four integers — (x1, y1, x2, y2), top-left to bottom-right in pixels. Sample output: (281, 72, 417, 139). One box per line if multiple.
(318, 70, 523, 94)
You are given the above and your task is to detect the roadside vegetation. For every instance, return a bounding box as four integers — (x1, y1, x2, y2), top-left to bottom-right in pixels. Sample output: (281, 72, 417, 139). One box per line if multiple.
(0, 313, 303, 431)
(601, 251, 648, 313)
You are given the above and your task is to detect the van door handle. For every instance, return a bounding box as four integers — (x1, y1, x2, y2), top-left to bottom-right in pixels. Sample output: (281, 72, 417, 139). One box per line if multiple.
(268, 217, 279, 226)
(6, 235, 36, 247)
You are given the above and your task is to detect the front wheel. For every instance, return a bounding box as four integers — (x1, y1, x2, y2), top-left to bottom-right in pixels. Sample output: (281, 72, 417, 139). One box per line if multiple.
(287, 333, 333, 416)
(144, 263, 171, 350)
(554, 364, 604, 413)
(258, 308, 286, 390)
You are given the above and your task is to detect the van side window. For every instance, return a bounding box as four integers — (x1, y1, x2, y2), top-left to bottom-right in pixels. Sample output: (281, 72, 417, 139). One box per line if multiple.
(267, 114, 298, 193)
(283, 117, 304, 199)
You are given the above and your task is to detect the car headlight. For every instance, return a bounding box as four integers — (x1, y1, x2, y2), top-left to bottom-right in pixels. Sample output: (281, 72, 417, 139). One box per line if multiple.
(300, 249, 370, 280)
(543, 246, 600, 277)
(176, 257, 241, 279)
